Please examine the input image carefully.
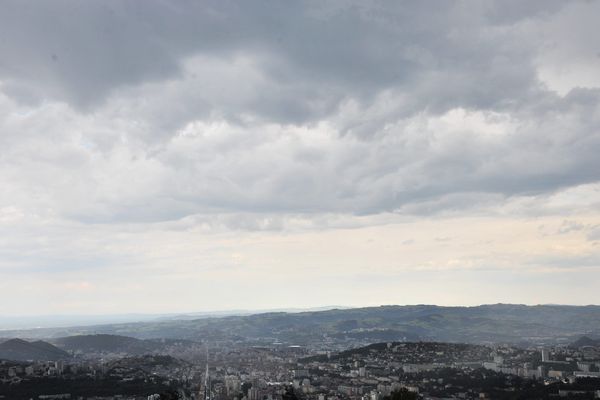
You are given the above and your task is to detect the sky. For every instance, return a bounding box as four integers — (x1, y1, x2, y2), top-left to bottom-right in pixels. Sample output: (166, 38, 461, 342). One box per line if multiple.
(0, 0, 599, 316)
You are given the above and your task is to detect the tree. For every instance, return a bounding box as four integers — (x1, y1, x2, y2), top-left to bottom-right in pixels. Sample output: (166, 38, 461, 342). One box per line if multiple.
(387, 388, 419, 400)
(282, 386, 299, 400)
(160, 389, 181, 399)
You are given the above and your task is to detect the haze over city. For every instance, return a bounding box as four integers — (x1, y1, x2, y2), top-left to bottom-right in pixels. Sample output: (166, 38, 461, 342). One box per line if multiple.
(1, 0, 600, 317)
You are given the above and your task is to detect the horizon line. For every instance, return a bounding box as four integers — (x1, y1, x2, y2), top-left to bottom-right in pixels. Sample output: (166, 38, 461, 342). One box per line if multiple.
(2, 302, 600, 319)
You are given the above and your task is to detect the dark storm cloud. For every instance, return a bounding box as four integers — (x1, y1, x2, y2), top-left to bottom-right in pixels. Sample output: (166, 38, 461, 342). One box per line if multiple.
(0, 0, 598, 223)
(0, 1, 561, 114)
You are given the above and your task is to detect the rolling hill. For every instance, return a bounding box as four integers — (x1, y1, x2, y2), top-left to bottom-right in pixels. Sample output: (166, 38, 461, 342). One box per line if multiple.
(50, 334, 201, 357)
(570, 336, 600, 348)
(0, 338, 70, 361)
(52, 334, 154, 355)
(3, 304, 600, 346)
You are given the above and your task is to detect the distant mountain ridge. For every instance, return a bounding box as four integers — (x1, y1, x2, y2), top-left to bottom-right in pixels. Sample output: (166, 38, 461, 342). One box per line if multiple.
(3, 304, 600, 346)
(0, 338, 70, 361)
(51, 334, 197, 355)
(0, 306, 348, 330)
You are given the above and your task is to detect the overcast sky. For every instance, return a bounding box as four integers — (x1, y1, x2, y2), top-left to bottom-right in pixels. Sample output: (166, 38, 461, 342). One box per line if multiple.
(1, 0, 599, 316)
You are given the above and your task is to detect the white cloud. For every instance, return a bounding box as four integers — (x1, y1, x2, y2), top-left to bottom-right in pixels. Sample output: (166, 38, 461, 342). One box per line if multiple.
(0, 1, 599, 313)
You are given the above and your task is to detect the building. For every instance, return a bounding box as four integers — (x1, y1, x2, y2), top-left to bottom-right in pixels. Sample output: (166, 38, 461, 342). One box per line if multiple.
(541, 349, 550, 362)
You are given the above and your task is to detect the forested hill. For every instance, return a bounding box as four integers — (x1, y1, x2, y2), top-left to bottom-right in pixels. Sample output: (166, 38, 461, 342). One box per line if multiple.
(0, 338, 70, 361)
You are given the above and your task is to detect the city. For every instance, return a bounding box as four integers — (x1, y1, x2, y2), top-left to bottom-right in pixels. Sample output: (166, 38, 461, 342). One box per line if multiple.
(2, 306, 600, 399)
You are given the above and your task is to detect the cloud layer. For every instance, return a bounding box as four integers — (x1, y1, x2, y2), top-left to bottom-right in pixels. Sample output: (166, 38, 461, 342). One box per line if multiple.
(0, 1, 599, 313)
